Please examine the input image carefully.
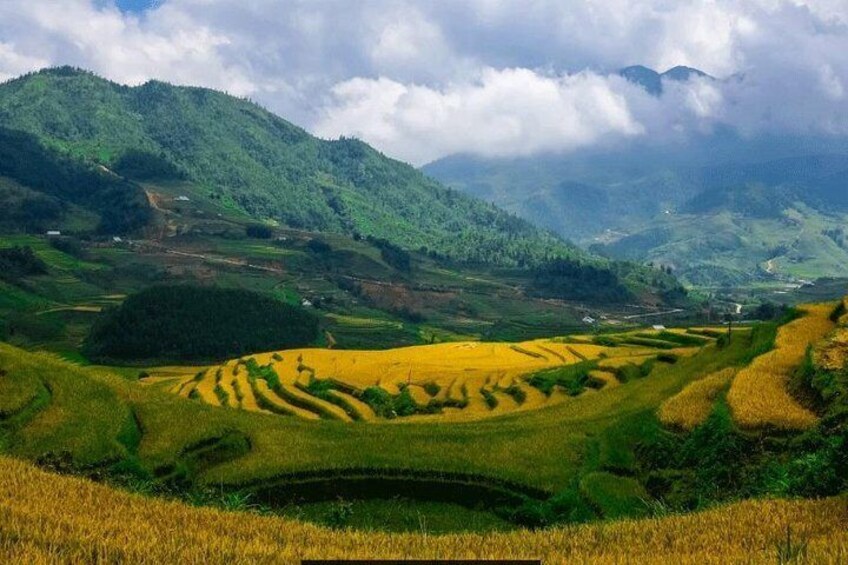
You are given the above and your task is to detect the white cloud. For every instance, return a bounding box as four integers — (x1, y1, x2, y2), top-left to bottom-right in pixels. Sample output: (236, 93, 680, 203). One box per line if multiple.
(315, 68, 645, 165)
(0, 0, 257, 95)
(0, 0, 847, 164)
(0, 42, 49, 82)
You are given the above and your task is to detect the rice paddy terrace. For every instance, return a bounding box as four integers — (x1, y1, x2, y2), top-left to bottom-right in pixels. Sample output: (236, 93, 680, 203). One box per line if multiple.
(2, 302, 844, 538)
(144, 328, 717, 423)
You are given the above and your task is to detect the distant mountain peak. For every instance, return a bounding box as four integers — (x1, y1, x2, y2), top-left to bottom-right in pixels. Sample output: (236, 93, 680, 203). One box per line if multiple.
(662, 66, 710, 82)
(619, 65, 663, 95)
(618, 65, 711, 96)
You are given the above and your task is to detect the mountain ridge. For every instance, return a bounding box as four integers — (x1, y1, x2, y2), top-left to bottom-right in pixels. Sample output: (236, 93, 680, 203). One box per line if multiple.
(0, 67, 580, 267)
(0, 66, 688, 306)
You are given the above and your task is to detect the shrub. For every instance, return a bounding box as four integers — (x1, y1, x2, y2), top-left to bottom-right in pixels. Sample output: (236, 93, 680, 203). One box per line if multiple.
(0, 246, 47, 283)
(527, 361, 596, 396)
(615, 360, 654, 383)
(503, 384, 527, 404)
(306, 239, 332, 255)
(361, 386, 395, 418)
(246, 224, 273, 239)
(361, 386, 418, 418)
(48, 236, 86, 258)
(481, 388, 498, 409)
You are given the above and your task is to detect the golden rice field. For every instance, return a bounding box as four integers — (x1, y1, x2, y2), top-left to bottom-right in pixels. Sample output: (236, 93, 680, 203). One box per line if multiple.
(0, 455, 845, 564)
(727, 303, 835, 430)
(658, 367, 736, 430)
(144, 335, 703, 423)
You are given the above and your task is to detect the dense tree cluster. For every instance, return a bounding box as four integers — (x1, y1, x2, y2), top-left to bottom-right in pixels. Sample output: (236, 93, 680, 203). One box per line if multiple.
(0, 246, 48, 283)
(111, 149, 186, 181)
(367, 236, 411, 272)
(245, 224, 274, 239)
(531, 258, 631, 302)
(750, 302, 789, 321)
(83, 285, 318, 363)
(0, 180, 63, 233)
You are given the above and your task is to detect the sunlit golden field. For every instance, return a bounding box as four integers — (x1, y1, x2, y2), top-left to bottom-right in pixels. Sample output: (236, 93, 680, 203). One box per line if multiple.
(659, 367, 736, 430)
(0, 455, 845, 564)
(0, 336, 734, 492)
(728, 304, 835, 430)
(145, 335, 702, 422)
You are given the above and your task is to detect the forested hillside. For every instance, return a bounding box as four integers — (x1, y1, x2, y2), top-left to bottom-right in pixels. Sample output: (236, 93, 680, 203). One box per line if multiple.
(0, 67, 574, 267)
(0, 127, 151, 233)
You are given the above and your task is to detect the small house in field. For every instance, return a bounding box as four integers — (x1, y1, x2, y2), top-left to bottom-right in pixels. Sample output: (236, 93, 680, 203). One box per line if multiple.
(46, 230, 61, 236)
(582, 316, 596, 325)
(175, 195, 191, 202)
(652, 324, 667, 331)
(301, 299, 313, 308)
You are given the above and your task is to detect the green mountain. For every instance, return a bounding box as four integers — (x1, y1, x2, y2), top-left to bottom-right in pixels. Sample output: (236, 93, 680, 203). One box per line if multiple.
(0, 66, 688, 328)
(0, 67, 577, 267)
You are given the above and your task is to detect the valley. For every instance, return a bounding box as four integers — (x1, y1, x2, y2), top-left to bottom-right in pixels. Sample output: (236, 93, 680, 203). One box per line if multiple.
(0, 62, 846, 563)
(424, 81, 848, 297)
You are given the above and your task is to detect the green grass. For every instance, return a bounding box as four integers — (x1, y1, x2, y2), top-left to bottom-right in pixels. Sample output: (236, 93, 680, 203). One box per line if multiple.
(0, 235, 102, 273)
(0, 281, 47, 311)
(527, 361, 599, 396)
(0, 349, 132, 466)
(276, 498, 514, 533)
(579, 472, 649, 520)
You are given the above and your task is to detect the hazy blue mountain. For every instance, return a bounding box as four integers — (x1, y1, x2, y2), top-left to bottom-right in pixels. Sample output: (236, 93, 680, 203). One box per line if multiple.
(424, 118, 848, 286)
(618, 65, 711, 95)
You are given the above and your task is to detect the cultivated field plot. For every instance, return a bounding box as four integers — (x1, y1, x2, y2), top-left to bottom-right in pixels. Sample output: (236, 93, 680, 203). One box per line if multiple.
(145, 329, 717, 422)
(728, 303, 834, 430)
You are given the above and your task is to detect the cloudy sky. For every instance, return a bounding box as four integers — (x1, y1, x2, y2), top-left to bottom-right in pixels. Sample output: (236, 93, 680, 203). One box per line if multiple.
(0, 0, 846, 165)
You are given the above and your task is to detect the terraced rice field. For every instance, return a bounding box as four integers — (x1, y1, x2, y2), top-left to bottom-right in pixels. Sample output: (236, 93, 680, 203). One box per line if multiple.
(728, 304, 835, 430)
(145, 330, 716, 423)
(659, 368, 736, 430)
